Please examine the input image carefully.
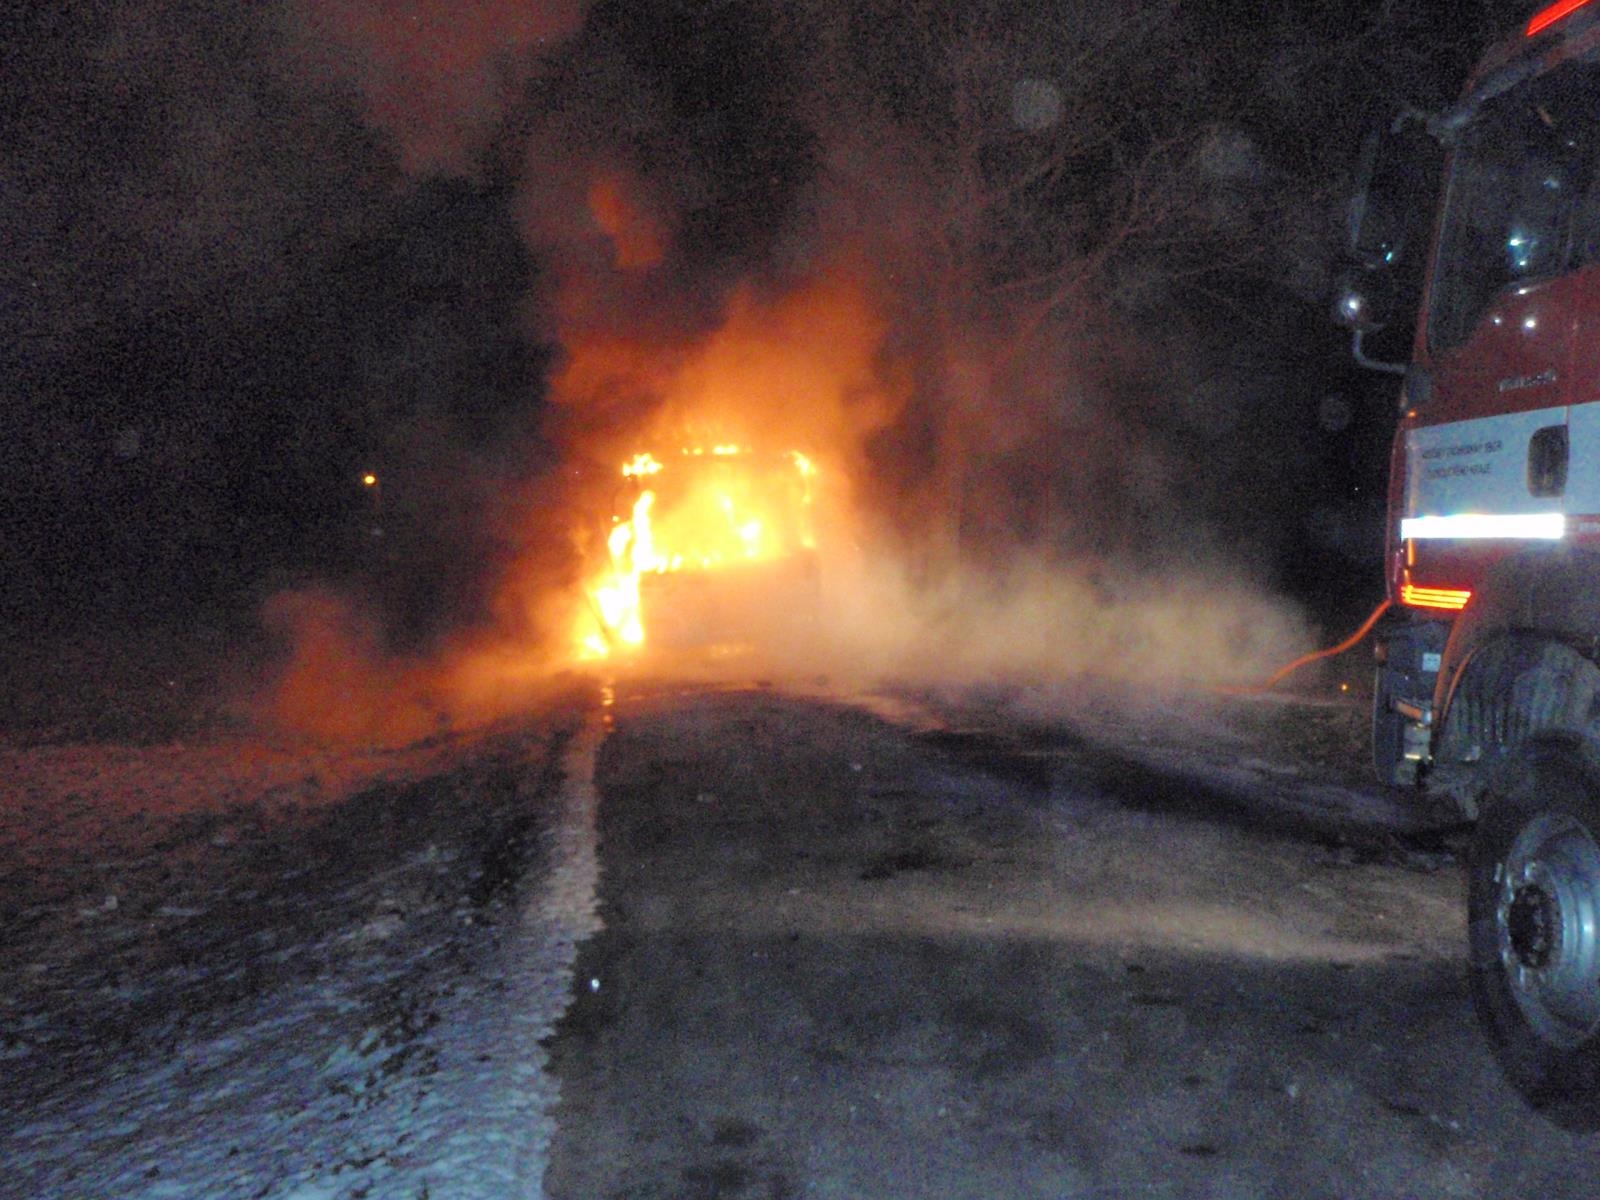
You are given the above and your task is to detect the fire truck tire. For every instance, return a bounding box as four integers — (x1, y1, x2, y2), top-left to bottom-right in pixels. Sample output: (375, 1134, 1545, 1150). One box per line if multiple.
(1468, 736, 1600, 1129)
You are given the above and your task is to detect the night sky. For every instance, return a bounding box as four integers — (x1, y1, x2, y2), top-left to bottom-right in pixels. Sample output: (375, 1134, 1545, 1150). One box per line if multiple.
(2, 1, 1508, 643)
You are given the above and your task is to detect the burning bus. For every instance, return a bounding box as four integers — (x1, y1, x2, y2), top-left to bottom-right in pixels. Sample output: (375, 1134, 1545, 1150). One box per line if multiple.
(579, 445, 822, 660)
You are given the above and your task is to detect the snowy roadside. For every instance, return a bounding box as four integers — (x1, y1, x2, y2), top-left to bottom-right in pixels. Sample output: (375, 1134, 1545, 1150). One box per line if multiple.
(2, 689, 602, 1199)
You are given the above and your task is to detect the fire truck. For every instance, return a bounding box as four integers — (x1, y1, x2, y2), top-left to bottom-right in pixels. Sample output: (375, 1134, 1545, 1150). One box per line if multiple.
(1337, 0, 1600, 1126)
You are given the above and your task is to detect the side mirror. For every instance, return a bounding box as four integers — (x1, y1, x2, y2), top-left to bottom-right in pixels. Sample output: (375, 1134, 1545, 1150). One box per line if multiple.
(1346, 128, 1416, 270)
(1333, 120, 1439, 376)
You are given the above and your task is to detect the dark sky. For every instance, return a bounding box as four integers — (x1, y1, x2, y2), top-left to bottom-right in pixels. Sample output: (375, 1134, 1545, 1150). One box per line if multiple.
(0, 1, 1508, 634)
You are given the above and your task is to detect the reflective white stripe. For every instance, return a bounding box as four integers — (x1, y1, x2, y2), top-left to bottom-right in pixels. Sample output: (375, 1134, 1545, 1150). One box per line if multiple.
(1400, 513, 1566, 540)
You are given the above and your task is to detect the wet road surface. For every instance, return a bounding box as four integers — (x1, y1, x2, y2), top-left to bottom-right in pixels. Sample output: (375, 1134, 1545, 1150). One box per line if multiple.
(543, 680, 1600, 1199)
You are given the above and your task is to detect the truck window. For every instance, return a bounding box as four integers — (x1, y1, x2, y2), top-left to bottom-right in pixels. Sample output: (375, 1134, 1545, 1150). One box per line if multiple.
(1428, 60, 1600, 354)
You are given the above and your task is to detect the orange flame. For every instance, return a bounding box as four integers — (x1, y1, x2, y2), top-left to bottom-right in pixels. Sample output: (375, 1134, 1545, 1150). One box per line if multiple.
(576, 447, 817, 658)
(548, 262, 900, 663)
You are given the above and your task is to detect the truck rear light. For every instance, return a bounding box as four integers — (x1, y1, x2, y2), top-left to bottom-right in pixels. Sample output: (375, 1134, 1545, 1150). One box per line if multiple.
(1400, 584, 1472, 611)
(1527, 0, 1596, 36)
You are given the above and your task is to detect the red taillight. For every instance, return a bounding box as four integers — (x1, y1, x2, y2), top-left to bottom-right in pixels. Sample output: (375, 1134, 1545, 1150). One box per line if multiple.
(1528, 0, 1596, 36)
(1401, 583, 1472, 612)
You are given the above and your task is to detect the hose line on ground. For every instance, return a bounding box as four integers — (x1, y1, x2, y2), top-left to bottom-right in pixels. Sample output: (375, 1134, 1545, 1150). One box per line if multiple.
(1223, 596, 1393, 695)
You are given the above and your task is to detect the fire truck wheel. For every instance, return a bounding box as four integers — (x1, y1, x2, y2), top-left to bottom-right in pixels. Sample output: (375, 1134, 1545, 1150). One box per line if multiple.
(1468, 736, 1600, 1129)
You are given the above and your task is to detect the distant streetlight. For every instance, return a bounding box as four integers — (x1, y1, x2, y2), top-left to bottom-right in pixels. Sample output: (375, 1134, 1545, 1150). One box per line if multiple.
(361, 470, 383, 533)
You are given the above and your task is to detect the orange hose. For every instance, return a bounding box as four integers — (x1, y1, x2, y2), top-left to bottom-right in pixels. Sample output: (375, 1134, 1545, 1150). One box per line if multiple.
(1221, 596, 1393, 695)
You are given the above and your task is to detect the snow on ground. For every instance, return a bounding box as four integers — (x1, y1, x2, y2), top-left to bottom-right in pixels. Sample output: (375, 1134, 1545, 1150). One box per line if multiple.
(0, 623, 1449, 1198)
(1, 690, 602, 1199)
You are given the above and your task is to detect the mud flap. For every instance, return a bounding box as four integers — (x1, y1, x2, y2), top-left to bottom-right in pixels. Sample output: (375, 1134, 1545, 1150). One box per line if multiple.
(1372, 619, 1446, 788)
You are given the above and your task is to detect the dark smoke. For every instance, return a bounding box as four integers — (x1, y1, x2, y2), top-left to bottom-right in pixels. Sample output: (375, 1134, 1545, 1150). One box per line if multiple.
(7, 0, 1495, 731)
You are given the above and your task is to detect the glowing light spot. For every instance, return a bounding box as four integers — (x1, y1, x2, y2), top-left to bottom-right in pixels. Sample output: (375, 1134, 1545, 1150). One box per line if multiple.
(1400, 513, 1564, 540)
(1400, 584, 1472, 612)
(1011, 78, 1062, 130)
(1527, 0, 1596, 37)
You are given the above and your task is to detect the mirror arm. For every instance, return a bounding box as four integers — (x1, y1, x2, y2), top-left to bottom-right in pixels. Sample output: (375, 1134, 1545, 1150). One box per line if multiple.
(1352, 330, 1407, 376)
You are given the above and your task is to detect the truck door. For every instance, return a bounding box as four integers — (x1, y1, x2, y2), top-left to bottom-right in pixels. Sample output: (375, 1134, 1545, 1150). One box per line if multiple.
(1403, 59, 1600, 598)
(1558, 85, 1600, 532)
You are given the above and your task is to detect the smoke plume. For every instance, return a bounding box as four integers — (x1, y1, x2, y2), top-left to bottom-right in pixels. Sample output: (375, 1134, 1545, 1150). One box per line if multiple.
(287, 0, 590, 176)
(250, 0, 1320, 740)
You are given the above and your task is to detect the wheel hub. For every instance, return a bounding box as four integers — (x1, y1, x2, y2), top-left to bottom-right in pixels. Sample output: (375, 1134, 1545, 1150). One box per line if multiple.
(1506, 883, 1557, 969)
(1497, 810, 1600, 1048)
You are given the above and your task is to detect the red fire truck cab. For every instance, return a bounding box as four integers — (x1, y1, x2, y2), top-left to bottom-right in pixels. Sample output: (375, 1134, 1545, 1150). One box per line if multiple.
(1340, 0, 1600, 1126)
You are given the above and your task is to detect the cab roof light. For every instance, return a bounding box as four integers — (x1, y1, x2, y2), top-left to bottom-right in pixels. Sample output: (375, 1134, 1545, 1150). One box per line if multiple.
(1528, 0, 1597, 37)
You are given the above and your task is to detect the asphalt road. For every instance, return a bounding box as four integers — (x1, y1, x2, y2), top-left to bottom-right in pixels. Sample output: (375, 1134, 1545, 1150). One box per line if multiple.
(542, 679, 1600, 1199)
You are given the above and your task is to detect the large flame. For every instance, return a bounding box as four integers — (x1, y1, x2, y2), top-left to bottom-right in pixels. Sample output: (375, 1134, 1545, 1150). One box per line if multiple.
(546, 263, 898, 663)
(578, 446, 819, 659)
